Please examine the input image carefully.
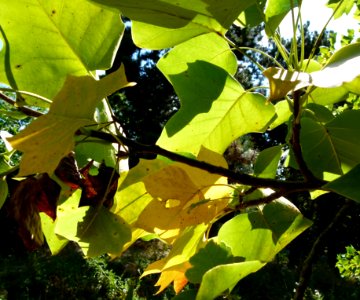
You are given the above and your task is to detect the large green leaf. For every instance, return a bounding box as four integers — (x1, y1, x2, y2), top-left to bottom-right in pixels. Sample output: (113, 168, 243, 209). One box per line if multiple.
(157, 59, 275, 155)
(0, 0, 123, 103)
(55, 189, 132, 257)
(8, 66, 133, 176)
(218, 197, 312, 262)
(299, 111, 360, 177)
(89, 0, 255, 49)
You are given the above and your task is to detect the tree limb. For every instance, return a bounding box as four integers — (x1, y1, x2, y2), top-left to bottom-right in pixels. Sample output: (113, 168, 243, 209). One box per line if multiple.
(87, 129, 327, 193)
(0, 92, 42, 118)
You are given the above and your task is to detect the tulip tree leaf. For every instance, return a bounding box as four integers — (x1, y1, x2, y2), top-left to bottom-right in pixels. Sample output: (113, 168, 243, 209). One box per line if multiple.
(9, 66, 134, 176)
(218, 197, 312, 262)
(89, 0, 256, 49)
(0, 0, 124, 103)
(158, 59, 275, 155)
(299, 111, 360, 177)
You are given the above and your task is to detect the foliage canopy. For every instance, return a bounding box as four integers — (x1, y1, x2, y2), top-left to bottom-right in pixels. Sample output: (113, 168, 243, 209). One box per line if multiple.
(1, 0, 360, 299)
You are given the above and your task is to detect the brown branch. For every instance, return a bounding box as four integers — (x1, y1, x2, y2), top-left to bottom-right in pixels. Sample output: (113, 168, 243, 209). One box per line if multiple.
(293, 199, 353, 300)
(0, 92, 43, 118)
(290, 90, 319, 183)
(237, 190, 285, 209)
(87, 129, 326, 193)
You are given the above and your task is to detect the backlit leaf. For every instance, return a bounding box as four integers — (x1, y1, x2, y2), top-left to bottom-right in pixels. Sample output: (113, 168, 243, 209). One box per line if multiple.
(9, 66, 133, 176)
(89, 0, 255, 49)
(218, 197, 312, 262)
(196, 261, 265, 300)
(263, 67, 311, 101)
(254, 145, 282, 179)
(0, 0, 123, 103)
(158, 59, 275, 155)
(264, 0, 299, 36)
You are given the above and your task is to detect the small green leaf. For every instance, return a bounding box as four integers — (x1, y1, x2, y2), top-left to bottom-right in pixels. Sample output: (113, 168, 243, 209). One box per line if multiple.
(324, 164, 360, 203)
(196, 261, 265, 300)
(186, 240, 235, 284)
(254, 145, 282, 179)
(327, 0, 355, 19)
(264, 0, 299, 36)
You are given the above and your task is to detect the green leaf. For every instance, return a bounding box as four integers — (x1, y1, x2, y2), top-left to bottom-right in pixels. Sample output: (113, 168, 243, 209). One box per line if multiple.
(327, 0, 355, 19)
(8, 66, 133, 176)
(55, 189, 132, 257)
(236, 0, 266, 27)
(172, 290, 197, 300)
(218, 197, 312, 262)
(158, 60, 275, 155)
(324, 164, 360, 203)
(269, 99, 292, 129)
(196, 261, 265, 300)
(299, 111, 360, 177)
(305, 103, 334, 123)
(254, 145, 282, 179)
(186, 240, 236, 284)
(0, 0, 124, 102)
(264, 0, 299, 36)
(89, 0, 256, 49)
(40, 212, 69, 255)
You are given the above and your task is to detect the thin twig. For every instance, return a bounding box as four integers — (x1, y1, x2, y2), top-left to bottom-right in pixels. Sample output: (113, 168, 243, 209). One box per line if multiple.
(293, 199, 353, 300)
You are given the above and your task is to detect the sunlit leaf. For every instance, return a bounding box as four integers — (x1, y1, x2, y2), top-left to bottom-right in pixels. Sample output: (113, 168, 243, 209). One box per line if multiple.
(311, 43, 360, 90)
(327, 0, 355, 19)
(89, 0, 255, 49)
(0, 178, 8, 210)
(263, 67, 311, 101)
(218, 197, 312, 262)
(236, 0, 266, 27)
(0, 0, 123, 103)
(158, 61, 275, 155)
(254, 145, 282, 179)
(264, 0, 299, 36)
(8, 66, 133, 176)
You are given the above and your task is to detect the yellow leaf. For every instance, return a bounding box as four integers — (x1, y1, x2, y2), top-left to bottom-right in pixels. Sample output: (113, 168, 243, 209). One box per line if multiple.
(263, 67, 311, 102)
(135, 148, 232, 241)
(9, 66, 134, 176)
(154, 263, 191, 295)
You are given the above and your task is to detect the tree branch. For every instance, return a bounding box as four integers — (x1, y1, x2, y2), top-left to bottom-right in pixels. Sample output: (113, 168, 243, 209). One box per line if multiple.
(293, 199, 353, 300)
(87, 129, 326, 193)
(0, 92, 42, 118)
